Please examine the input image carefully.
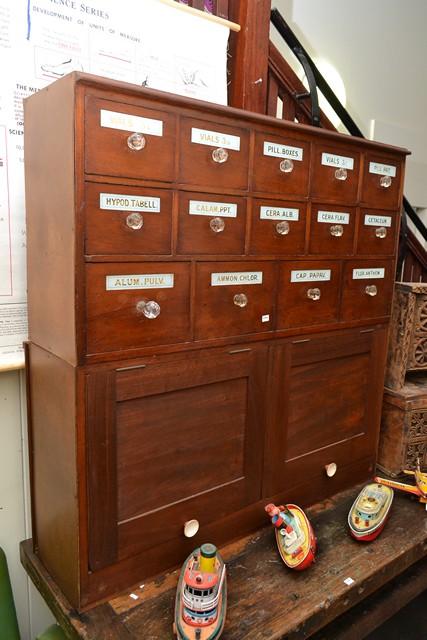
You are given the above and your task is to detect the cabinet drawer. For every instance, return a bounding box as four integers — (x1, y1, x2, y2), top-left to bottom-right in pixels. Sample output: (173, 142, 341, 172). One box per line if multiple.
(195, 262, 276, 340)
(252, 132, 310, 195)
(361, 154, 403, 209)
(249, 199, 306, 256)
(85, 183, 172, 255)
(309, 205, 356, 255)
(277, 261, 341, 329)
(179, 117, 249, 189)
(177, 192, 246, 255)
(341, 260, 395, 321)
(86, 262, 191, 354)
(311, 144, 360, 203)
(85, 97, 176, 181)
(356, 209, 398, 255)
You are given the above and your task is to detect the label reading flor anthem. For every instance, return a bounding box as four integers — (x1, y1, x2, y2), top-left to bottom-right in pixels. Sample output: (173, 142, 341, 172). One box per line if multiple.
(211, 272, 263, 286)
(100, 110, 163, 136)
(191, 128, 240, 150)
(321, 153, 354, 170)
(100, 194, 161, 212)
(263, 142, 303, 161)
(189, 200, 237, 217)
(106, 274, 174, 290)
(352, 268, 385, 280)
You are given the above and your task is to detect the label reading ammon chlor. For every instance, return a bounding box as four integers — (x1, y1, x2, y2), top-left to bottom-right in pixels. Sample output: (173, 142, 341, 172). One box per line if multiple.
(369, 162, 396, 177)
(291, 270, 331, 282)
(263, 142, 303, 161)
(321, 153, 354, 170)
(100, 194, 160, 212)
(352, 268, 385, 280)
(211, 272, 262, 286)
(260, 206, 299, 221)
(106, 274, 174, 290)
(100, 109, 163, 136)
(364, 214, 392, 227)
(191, 127, 240, 150)
(189, 200, 237, 217)
(317, 211, 350, 224)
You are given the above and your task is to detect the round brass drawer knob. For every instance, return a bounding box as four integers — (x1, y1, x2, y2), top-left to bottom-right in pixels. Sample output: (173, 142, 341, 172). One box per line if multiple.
(335, 167, 348, 181)
(365, 284, 378, 297)
(126, 212, 144, 230)
(233, 293, 248, 308)
(279, 158, 294, 173)
(127, 132, 146, 151)
(276, 220, 290, 235)
(184, 519, 200, 538)
(210, 217, 225, 233)
(212, 147, 229, 164)
(325, 462, 337, 477)
(307, 287, 321, 301)
(136, 300, 161, 319)
(380, 175, 392, 188)
(330, 224, 344, 237)
(375, 226, 387, 238)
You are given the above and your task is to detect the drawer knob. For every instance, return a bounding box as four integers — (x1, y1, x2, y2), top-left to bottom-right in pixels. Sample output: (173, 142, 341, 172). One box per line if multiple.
(307, 287, 321, 301)
(126, 212, 144, 230)
(127, 132, 146, 151)
(209, 216, 225, 233)
(136, 299, 161, 319)
(211, 147, 229, 164)
(184, 519, 199, 538)
(335, 167, 348, 181)
(279, 158, 294, 173)
(330, 224, 344, 237)
(375, 226, 387, 239)
(380, 175, 392, 188)
(365, 284, 378, 297)
(325, 462, 337, 477)
(276, 220, 290, 235)
(233, 293, 248, 308)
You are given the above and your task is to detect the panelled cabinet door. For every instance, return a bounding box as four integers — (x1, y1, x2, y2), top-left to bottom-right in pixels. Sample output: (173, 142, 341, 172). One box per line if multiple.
(86, 346, 267, 570)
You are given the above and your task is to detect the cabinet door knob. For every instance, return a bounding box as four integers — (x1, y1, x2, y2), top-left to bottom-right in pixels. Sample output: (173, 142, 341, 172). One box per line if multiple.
(375, 226, 387, 238)
(211, 147, 228, 164)
(325, 462, 337, 477)
(276, 220, 290, 235)
(184, 519, 199, 538)
(307, 288, 321, 301)
(365, 284, 378, 297)
(126, 212, 144, 230)
(330, 224, 344, 237)
(209, 217, 225, 233)
(335, 167, 348, 181)
(279, 158, 294, 173)
(233, 293, 248, 308)
(127, 132, 146, 151)
(380, 175, 392, 188)
(136, 300, 161, 319)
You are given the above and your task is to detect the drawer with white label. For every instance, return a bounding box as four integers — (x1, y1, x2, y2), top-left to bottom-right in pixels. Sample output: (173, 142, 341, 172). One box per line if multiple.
(179, 118, 249, 190)
(309, 205, 356, 255)
(276, 261, 341, 329)
(194, 262, 276, 340)
(249, 199, 306, 255)
(311, 144, 360, 203)
(177, 192, 246, 255)
(86, 263, 191, 354)
(340, 260, 395, 321)
(252, 132, 310, 195)
(85, 97, 176, 181)
(356, 209, 398, 255)
(361, 154, 403, 209)
(85, 183, 172, 255)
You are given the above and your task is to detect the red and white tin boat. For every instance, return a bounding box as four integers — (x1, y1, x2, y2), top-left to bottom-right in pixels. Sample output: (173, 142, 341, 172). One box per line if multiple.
(348, 483, 394, 542)
(265, 503, 316, 570)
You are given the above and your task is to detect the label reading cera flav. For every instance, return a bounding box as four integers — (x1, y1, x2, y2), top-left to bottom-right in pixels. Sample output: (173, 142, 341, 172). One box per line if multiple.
(364, 214, 392, 227)
(317, 211, 350, 224)
(100, 194, 160, 212)
(211, 271, 263, 286)
(100, 110, 163, 136)
(321, 153, 354, 170)
(291, 270, 331, 282)
(352, 268, 385, 280)
(106, 274, 174, 290)
(260, 206, 299, 221)
(191, 127, 240, 150)
(263, 142, 303, 161)
(189, 200, 237, 217)
(369, 162, 396, 177)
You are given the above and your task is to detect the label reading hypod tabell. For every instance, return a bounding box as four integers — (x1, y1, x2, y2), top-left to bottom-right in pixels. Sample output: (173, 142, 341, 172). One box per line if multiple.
(321, 153, 354, 170)
(352, 268, 385, 280)
(260, 207, 299, 221)
(291, 270, 331, 282)
(100, 110, 163, 136)
(191, 127, 240, 150)
(106, 274, 174, 290)
(211, 271, 262, 286)
(364, 214, 392, 227)
(189, 200, 237, 217)
(100, 194, 160, 212)
(263, 141, 303, 161)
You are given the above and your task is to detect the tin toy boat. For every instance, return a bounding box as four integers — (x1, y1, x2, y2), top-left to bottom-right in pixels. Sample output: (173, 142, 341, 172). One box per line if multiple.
(174, 543, 227, 640)
(348, 483, 394, 542)
(265, 503, 316, 570)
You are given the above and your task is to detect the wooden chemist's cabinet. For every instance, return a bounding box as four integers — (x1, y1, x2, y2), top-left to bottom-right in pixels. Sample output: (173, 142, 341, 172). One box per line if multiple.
(24, 73, 408, 610)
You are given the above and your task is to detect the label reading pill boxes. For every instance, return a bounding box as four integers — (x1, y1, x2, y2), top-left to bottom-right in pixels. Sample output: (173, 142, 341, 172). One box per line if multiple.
(263, 142, 303, 161)
(260, 207, 299, 221)
(352, 268, 385, 280)
(100, 110, 163, 136)
(317, 211, 350, 224)
(291, 270, 331, 282)
(369, 162, 397, 177)
(321, 153, 354, 170)
(211, 272, 263, 286)
(364, 214, 392, 227)
(106, 274, 174, 290)
(191, 128, 240, 150)
(100, 194, 161, 212)
(189, 200, 237, 217)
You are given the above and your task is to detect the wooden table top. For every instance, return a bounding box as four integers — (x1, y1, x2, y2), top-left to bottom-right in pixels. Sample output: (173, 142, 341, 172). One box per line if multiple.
(20, 486, 427, 640)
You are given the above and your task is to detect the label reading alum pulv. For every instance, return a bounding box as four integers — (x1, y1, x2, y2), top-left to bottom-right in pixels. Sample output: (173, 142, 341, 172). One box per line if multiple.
(211, 271, 263, 286)
(100, 110, 163, 136)
(189, 200, 237, 217)
(352, 268, 385, 280)
(100, 194, 161, 212)
(106, 274, 174, 290)
(263, 141, 303, 161)
(321, 153, 354, 170)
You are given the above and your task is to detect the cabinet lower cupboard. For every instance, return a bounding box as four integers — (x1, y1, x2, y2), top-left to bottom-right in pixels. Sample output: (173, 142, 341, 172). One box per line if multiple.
(24, 73, 408, 609)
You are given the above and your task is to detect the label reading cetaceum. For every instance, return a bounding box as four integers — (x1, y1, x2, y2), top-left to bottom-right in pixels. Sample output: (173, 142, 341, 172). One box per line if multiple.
(352, 268, 385, 280)
(364, 214, 392, 227)
(100, 109, 163, 136)
(211, 271, 263, 286)
(263, 141, 303, 161)
(291, 270, 331, 282)
(100, 193, 161, 212)
(191, 127, 240, 150)
(189, 200, 237, 217)
(106, 274, 174, 290)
